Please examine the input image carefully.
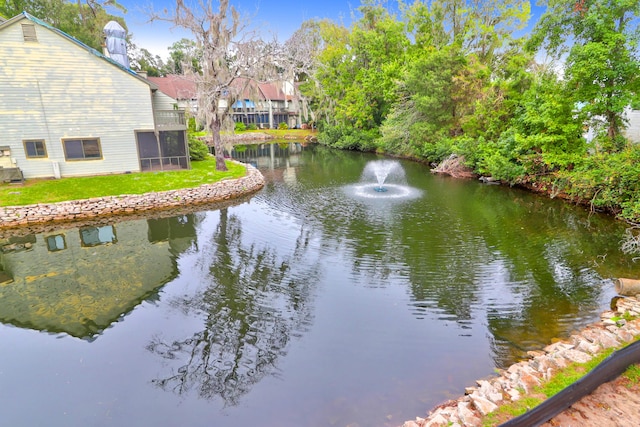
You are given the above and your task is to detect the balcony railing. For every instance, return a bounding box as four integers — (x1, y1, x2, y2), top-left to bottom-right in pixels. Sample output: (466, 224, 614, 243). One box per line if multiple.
(155, 110, 186, 130)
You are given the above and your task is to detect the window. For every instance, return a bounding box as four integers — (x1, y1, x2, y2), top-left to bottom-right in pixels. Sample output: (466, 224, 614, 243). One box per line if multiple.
(62, 138, 102, 160)
(79, 225, 117, 247)
(23, 140, 47, 158)
(46, 234, 66, 252)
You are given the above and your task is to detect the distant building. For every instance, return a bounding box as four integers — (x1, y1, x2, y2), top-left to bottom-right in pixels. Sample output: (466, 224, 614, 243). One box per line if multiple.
(148, 75, 302, 130)
(0, 12, 189, 180)
(232, 79, 301, 129)
(147, 74, 199, 113)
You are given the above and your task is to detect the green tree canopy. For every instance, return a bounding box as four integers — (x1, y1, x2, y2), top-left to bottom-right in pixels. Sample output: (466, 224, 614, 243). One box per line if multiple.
(379, 0, 530, 158)
(128, 41, 165, 77)
(529, 0, 640, 148)
(311, 1, 409, 149)
(166, 38, 202, 74)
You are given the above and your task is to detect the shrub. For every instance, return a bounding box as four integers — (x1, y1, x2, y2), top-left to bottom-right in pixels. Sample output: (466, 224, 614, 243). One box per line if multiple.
(475, 132, 527, 183)
(235, 122, 246, 132)
(187, 117, 203, 132)
(420, 138, 455, 164)
(188, 134, 210, 161)
(559, 146, 640, 221)
(247, 123, 258, 130)
(278, 122, 289, 130)
(320, 124, 379, 151)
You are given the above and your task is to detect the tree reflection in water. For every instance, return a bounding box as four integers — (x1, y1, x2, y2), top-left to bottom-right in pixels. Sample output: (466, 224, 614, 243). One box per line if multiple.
(147, 208, 320, 406)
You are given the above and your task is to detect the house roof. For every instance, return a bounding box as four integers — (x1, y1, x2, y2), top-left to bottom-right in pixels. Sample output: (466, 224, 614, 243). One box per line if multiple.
(230, 78, 293, 102)
(259, 82, 292, 101)
(0, 12, 157, 90)
(146, 75, 294, 103)
(148, 74, 198, 100)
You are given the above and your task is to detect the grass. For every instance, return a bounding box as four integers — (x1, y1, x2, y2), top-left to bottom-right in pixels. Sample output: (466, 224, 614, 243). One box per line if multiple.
(0, 158, 246, 207)
(250, 128, 315, 138)
(482, 396, 544, 426)
(541, 348, 615, 397)
(624, 363, 640, 386)
(192, 128, 315, 139)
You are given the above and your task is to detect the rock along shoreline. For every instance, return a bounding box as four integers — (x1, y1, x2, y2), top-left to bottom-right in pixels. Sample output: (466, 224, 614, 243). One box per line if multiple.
(401, 296, 640, 427)
(0, 162, 265, 230)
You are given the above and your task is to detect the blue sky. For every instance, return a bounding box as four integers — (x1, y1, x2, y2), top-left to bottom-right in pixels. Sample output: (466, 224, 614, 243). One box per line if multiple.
(113, 0, 369, 58)
(112, 0, 542, 60)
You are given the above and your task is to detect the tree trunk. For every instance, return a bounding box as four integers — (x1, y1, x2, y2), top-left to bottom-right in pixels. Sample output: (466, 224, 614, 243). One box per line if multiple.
(210, 113, 228, 172)
(606, 107, 620, 142)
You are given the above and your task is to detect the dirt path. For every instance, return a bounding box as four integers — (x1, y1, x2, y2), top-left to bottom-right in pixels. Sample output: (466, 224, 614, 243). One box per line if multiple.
(542, 377, 640, 427)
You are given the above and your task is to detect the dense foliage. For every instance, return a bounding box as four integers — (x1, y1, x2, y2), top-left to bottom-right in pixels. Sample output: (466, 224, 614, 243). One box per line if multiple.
(298, 0, 640, 222)
(187, 133, 210, 161)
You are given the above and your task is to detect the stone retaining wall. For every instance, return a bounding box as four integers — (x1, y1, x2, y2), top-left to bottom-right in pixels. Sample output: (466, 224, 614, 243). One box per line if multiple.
(0, 163, 265, 230)
(402, 296, 640, 427)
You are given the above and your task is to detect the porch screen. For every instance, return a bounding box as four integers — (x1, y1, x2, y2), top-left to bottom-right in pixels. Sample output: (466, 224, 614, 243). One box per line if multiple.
(136, 131, 188, 171)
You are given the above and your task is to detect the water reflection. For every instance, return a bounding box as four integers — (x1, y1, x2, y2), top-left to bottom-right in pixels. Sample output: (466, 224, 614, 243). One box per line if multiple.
(238, 144, 631, 368)
(0, 217, 187, 339)
(147, 208, 320, 406)
(79, 225, 117, 247)
(0, 142, 637, 427)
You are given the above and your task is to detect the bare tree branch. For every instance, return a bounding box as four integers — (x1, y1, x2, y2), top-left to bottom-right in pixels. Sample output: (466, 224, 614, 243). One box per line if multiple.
(148, 0, 278, 171)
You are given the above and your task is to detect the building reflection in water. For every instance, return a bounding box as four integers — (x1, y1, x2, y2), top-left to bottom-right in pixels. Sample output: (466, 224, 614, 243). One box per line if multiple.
(0, 216, 194, 339)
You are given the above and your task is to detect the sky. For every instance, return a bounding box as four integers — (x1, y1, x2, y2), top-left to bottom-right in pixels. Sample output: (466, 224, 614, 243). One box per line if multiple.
(112, 0, 369, 59)
(111, 0, 545, 61)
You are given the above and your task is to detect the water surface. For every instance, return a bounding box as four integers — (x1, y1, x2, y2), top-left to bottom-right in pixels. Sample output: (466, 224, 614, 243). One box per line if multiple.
(0, 143, 634, 426)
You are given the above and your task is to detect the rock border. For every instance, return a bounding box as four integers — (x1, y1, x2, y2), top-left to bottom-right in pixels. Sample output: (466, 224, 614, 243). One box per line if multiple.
(0, 162, 265, 230)
(402, 296, 640, 427)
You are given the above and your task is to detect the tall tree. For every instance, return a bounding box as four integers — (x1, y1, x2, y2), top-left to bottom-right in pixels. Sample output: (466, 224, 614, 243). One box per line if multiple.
(128, 41, 165, 77)
(380, 0, 529, 157)
(403, 0, 529, 61)
(166, 38, 202, 74)
(311, 1, 409, 149)
(281, 19, 325, 81)
(530, 0, 640, 148)
(150, 0, 277, 171)
(280, 19, 326, 125)
(1, 0, 48, 19)
(303, 20, 350, 129)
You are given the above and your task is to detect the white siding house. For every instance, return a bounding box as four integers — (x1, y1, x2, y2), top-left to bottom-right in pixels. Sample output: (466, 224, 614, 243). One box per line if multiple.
(0, 12, 188, 180)
(624, 109, 640, 143)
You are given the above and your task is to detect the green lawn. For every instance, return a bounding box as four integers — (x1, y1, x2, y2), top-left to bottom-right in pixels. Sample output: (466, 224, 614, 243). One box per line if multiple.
(192, 129, 315, 139)
(248, 129, 315, 138)
(0, 158, 246, 207)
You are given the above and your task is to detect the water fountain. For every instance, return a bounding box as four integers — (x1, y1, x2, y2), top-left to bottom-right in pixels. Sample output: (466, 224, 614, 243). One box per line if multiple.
(344, 159, 422, 201)
(364, 160, 403, 192)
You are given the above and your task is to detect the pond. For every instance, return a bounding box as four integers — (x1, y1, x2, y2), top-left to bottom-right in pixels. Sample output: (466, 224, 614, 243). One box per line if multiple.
(0, 142, 635, 427)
